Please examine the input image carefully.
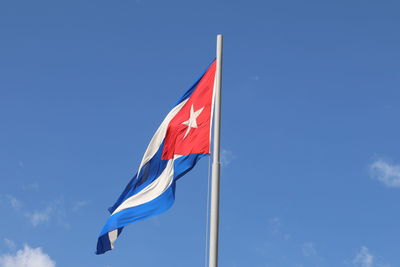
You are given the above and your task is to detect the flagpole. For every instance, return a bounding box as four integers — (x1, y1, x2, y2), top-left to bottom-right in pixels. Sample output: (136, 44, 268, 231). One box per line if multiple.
(209, 34, 223, 267)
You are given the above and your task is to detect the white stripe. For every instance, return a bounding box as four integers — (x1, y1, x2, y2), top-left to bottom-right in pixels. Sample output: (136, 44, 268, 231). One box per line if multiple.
(108, 230, 118, 249)
(137, 99, 188, 174)
(112, 156, 182, 215)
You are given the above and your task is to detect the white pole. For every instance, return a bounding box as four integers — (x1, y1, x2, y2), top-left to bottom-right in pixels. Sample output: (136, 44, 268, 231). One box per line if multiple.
(209, 34, 223, 267)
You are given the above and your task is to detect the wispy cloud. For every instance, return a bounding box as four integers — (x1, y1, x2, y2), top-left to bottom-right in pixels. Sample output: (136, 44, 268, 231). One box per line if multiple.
(302, 242, 317, 257)
(3, 196, 69, 228)
(370, 159, 400, 188)
(267, 217, 290, 240)
(353, 247, 374, 267)
(0, 244, 55, 267)
(221, 149, 235, 167)
(22, 183, 39, 191)
(353, 246, 392, 267)
(25, 207, 52, 227)
(5, 195, 22, 211)
(268, 217, 281, 234)
(72, 201, 89, 212)
(26, 199, 70, 229)
(249, 75, 261, 81)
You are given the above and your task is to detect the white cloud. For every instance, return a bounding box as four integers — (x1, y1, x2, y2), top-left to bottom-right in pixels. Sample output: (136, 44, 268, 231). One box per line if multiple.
(2, 195, 70, 228)
(2, 195, 53, 227)
(72, 201, 89, 212)
(0, 244, 55, 267)
(5, 196, 22, 210)
(25, 200, 69, 229)
(22, 184, 39, 191)
(249, 75, 260, 81)
(352, 246, 391, 267)
(354, 247, 374, 267)
(25, 207, 52, 227)
(302, 242, 317, 257)
(268, 217, 281, 234)
(267, 217, 291, 240)
(370, 159, 400, 188)
(220, 149, 235, 167)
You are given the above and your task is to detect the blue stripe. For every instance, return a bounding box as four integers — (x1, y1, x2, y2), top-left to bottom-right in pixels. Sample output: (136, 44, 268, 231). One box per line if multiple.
(173, 154, 208, 180)
(96, 233, 111, 254)
(108, 142, 168, 214)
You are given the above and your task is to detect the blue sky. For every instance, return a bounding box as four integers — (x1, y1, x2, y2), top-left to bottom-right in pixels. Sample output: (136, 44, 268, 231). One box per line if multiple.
(1, 0, 400, 266)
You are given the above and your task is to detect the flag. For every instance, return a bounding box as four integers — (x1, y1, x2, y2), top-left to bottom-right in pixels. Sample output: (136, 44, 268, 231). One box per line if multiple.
(96, 60, 217, 254)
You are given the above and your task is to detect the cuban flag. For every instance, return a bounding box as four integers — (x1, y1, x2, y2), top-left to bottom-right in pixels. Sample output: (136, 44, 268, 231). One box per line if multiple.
(96, 60, 217, 254)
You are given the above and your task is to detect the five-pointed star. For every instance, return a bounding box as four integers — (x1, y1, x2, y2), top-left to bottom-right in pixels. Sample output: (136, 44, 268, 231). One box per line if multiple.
(181, 104, 205, 139)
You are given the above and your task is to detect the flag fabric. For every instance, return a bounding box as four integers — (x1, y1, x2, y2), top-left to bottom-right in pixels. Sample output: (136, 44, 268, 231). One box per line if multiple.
(96, 60, 217, 254)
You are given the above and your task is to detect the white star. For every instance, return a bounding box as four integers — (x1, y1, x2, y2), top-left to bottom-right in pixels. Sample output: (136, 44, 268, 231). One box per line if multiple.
(181, 104, 204, 139)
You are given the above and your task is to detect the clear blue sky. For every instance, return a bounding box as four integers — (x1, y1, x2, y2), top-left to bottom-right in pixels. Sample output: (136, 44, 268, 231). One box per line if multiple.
(1, 1, 400, 266)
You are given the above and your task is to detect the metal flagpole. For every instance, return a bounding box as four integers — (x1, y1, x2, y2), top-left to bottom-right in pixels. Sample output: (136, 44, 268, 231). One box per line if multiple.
(209, 34, 223, 267)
